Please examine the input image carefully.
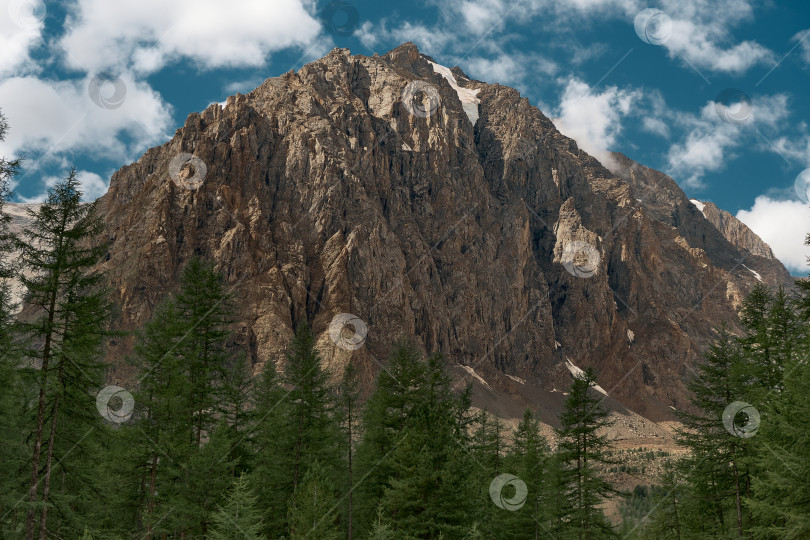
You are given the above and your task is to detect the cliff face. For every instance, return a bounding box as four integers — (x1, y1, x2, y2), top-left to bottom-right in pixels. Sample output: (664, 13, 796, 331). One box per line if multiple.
(10, 43, 794, 422)
(696, 200, 775, 261)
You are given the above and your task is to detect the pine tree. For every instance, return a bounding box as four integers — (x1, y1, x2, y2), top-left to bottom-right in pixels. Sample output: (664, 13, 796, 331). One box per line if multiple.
(174, 257, 235, 447)
(0, 118, 28, 536)
(220, 352, 256, 474)
(122, 258, 240, 537)
(738, 285, 799, 403)
(16, 170, 110, 539)
(354, 339, 430, 536)
(746, 288, 810, 538)
(468, 409, 508, 536)
(250, 323, 341, 537)
(335, 360, 362, 539)
(284, 322, 341, 488)
(378, 351, 475, 538)
(208, 473, 265, 540)
(555, 367, 617, 539)
(287, 461, 342, 540)
(168, 422, 236, 536)
(674, 325, 751, 537)
(504, 409, 555, 539)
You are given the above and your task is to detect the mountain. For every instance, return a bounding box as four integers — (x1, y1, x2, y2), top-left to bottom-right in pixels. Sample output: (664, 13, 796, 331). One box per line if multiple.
(4, 43, 795, 426)
(690, 198, 775, 260)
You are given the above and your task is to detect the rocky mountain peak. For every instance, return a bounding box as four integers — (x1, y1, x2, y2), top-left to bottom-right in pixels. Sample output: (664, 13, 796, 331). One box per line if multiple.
(7, 44, 795, 425)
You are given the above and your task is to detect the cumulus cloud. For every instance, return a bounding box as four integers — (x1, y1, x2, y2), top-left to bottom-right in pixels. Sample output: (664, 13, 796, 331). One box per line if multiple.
(665, 94, 790, 188)
(58, 0, 322, 74)
(552, 77, 642, 166)
(0, 0, 45, 76)
(0, 73, 173, 162)
(648, 0, 775, 74)
(737, 196, 810, 274)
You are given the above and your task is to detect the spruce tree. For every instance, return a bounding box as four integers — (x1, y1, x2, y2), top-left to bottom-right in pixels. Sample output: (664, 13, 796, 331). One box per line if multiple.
(555, 367, 617, 539)
(468, 409, 508, 536)
(124, 298, 190, 536)
(674, 325, 751, 537)
(174, 257, 235, 447)
(378, 351, 475, 538)
(287, 461, 342, 539)
(0, 116, 28, 536)
(504, 409, 555, 539)
(746, 299, 810, 538)
(247, 355, 291, 536)
(335, 360, 362, 539)
(353, 339, 430, 536)
(250, 322, 341, 537)
(16, 170, 110, 539)
(208, 472, 265, 540)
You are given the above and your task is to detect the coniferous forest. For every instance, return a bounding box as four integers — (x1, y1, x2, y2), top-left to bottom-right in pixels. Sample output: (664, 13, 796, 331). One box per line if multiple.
(1, 118, 809, 539)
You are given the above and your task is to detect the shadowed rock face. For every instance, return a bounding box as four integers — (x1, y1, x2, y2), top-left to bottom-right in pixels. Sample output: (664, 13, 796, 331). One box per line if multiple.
(27, 42, 792, 421)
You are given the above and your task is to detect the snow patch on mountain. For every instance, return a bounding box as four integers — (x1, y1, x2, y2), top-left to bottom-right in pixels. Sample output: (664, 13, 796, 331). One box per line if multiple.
(428, 61, 480, 124)
(565, 357, 609, 396)
(460, 365, 491, 389)
(506, 374, 526, 385)
(741, 263, 763, 283)
(690, 199, 706, 217)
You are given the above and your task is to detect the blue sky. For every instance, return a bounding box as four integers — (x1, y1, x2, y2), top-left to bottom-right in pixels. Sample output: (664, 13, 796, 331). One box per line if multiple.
(1, 0, 809, 274)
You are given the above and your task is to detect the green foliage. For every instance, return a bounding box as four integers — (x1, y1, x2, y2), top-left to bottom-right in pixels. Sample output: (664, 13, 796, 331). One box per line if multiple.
(746, 329, 810, 538)
(555, 366, 618, 539)
(15, 170, 111, 538)
(208, 472, 265, 539)
(287, 461, 342, 539)
(0, 148, 805, 540)
(503, 409, 556, 538)
(249, 322, 342, 537)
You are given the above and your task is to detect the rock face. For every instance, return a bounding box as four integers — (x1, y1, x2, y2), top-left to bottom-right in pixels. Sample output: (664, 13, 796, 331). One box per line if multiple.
(696, 200, 775, 260)
(6, 43, 796, 422)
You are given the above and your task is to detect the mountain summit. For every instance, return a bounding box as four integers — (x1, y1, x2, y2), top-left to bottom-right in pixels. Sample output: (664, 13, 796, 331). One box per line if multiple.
(63, 43, 792, 422)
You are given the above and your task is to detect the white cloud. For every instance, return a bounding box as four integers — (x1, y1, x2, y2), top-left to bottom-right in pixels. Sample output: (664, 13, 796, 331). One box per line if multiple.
(793, 29, 810, 65)
(641, 117, 669, 138)
(58, 0, 322, 74)
(665, 94, 790, 188)
(223, 77, 266, 95)
(19, 169, 109, 203)
(0, 74, 173, 162)
(552, 77, 642, 166)
(463, 53, 557, 87)
(737, 196, 810, 274)
(642, 0, 775, 74)
(0, 0, 45, 76)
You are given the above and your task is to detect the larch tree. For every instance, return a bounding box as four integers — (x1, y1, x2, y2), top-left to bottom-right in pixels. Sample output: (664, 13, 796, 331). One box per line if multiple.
(17, 170, 110, 540)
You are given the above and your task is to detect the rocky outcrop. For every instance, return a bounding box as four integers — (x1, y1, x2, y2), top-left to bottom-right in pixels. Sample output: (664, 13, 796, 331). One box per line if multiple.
(696, 200, 775, 260)
(4, 43, 796, 423)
